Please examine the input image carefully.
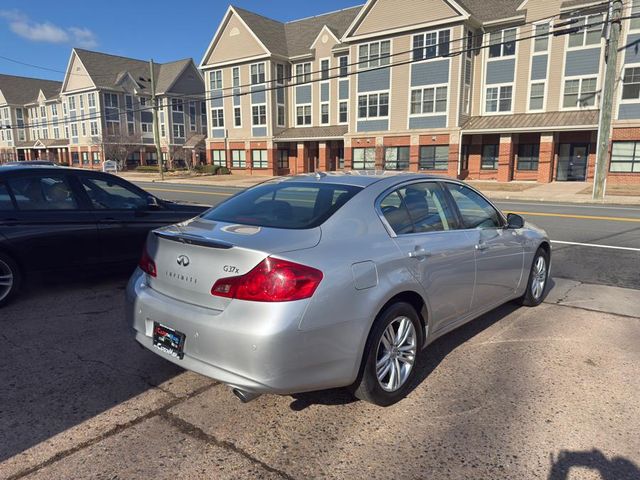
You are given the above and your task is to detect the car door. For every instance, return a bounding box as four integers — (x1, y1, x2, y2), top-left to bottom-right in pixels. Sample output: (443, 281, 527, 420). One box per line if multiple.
(77, 173, 185, 265)
(1, 172, 100, 273)
(444, 183, 524, 310)
(378, 181, 476, 332)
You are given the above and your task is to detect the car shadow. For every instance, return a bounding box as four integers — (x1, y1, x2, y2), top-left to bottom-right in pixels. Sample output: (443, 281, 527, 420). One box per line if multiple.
(289, 300, 523, 411)
(548, 449, 640, 480)
(0, 269, 185, 463)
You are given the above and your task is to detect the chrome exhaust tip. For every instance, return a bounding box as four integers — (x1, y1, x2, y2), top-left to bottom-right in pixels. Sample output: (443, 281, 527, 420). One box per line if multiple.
(232, 388, 261, 403)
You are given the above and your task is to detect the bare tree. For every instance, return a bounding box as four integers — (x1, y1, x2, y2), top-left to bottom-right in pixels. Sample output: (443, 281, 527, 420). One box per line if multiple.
(103, 131, 143, 170)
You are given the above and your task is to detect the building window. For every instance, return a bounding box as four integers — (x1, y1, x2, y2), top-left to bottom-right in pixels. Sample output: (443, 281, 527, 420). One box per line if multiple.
(412, 29, 450, 61)
(481, 144, 499, 169)
(88, 92, 96, 108)
(529, 83, 545, 110)
(81, 122, 87, 137)
(320, 59, 330, 80)
(212, 108, 224, 127)
(320, 104, 329, 124)
(295, 63, 311, 83)
(277, 105, 285, 127)
(610, 142, 640, 172)
(68, 96, 77, 110)
(232, 67, 240, 88)
(622, 67, 640, 100)
(90, 121, 98, 136)
(568, 14, 603, 48)
(173, 124, 185, 138)
(92, 152, 101, 165)
(79, 95, 84, 109)
(251, 63, 265, 84)
(51, 104, 58, 116)
(563, 77, 597, 108)
(410, 86, 447, 114)
(210, 70, 223, 90)
(276, 64, 285, 84)
(384, 147, 410, 170)
(358, 92, 389, 119)
(339, 101, 348, 123)
(419, 145, 449, 170)
(231, 150, 246, 168)
(71, 124, 78, 137)
(352, 147, 376, 169)
(296, 105, 311, 126)
(486, 85, 513, 112)
(252, 105, 266, 125)
(234, 107, 242, 127)
(488, 28, 516, 58)
(277, 149, 289, 169)
(82, 152, 89, 165)
(358, 40, 391, 69)
(72, 152, 80, 165)
(141, 123, 153, 133)
(189, 101, 197, 131)
(534, 23, 549, 52)
(339, 55, 349, 77)
(212, 150, 226, 167)
(252, 149, 268, 168)
(517, 144, 540, 170)
(171, 98, 184, 112)
(53, 127, 60, 139)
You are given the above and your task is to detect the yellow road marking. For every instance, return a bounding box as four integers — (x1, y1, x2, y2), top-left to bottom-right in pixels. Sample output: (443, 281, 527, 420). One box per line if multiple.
(146, 187, 234, 197)
(506, 211, 640, 223)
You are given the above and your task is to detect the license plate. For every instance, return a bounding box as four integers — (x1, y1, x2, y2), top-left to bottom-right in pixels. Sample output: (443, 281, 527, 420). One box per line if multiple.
(152, 322, 186, 359)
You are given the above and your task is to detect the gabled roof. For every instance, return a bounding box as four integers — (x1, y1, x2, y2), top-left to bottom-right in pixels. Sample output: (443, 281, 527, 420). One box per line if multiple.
(0, 74, 62, 105)
(72, 49, 201, 95)
(230, 5, 362, 58)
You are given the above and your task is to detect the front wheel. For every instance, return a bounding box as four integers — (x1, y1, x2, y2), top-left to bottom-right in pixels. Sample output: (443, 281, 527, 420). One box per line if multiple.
(352, 302, 423, 406)
(519, 247, 549, 307)
(0, 252, 21, 308)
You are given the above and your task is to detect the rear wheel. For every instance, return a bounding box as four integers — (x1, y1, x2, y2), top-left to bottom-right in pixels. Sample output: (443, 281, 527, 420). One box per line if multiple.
(520, 247, 549, 307)
(0, 252, 20, 308)
(352, 302, 423, 406)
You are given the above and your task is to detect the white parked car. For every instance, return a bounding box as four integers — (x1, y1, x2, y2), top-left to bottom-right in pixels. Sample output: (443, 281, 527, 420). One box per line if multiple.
(102, 160, 118, 173)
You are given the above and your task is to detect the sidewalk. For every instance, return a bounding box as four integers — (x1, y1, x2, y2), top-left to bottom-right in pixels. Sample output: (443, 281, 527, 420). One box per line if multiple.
(119, 172, 640, 205)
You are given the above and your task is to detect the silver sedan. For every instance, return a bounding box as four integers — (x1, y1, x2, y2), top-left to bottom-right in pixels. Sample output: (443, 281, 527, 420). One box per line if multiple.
(127, 173, 550, 406)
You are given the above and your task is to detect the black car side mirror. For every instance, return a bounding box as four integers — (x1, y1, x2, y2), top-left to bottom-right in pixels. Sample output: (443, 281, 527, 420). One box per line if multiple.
(147, 196, 161, 209)
(506, 213, 524, 229)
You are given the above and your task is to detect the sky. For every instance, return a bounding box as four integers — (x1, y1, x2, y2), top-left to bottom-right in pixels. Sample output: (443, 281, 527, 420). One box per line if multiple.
(0, 0, 363, 81)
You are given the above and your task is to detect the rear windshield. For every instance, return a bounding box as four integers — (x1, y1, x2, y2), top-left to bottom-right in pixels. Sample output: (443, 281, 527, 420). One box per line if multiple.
(202, 182, 362, 229)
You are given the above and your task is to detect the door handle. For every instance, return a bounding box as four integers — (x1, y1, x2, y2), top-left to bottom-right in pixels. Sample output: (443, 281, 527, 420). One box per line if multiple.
(475, 243, 489, 251)
(408, 248, 430, 259)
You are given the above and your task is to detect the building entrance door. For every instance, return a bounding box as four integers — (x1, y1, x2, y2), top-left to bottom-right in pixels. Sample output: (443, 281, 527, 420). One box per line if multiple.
(557, 143, 588, 181)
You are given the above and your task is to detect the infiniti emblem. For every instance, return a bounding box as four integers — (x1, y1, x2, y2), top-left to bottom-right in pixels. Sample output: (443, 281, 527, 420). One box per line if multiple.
(177, 255, 190, 267)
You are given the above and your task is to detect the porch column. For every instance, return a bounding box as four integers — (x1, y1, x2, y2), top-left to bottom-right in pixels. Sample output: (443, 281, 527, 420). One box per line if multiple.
(318, 142, 329, 171)
(296, 142, 305, 174)
(497, 133, 514, 182)
(537, 133, 556, 183)
(140, 148, 146, 167)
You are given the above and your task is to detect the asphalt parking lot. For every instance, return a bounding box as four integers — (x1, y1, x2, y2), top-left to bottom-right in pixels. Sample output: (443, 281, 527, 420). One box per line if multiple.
(2, 274, 639, 480)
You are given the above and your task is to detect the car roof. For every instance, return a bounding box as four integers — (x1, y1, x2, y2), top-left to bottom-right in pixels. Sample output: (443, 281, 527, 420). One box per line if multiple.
(271, 171, 455, 188)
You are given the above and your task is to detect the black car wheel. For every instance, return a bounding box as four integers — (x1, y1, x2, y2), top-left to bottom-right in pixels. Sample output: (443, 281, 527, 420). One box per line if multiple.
(0, 252, 21, 308)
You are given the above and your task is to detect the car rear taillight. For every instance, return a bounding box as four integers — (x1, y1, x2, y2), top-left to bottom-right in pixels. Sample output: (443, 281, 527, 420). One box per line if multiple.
(211, 257, 323, 302)
(139, 245, 157, 277)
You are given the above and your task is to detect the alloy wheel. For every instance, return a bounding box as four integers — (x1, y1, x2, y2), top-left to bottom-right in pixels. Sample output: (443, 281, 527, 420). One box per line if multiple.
(375, 316, 417, 392)
(0, 258, 14, 303)
(531, 256, 547, 300)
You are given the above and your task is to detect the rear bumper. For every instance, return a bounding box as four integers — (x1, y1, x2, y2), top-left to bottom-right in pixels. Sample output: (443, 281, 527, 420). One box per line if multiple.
(126, 269, 362, 394)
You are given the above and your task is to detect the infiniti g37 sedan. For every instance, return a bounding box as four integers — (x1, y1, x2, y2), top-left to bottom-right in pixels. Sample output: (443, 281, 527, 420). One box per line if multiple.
(127, 173, 550, 406)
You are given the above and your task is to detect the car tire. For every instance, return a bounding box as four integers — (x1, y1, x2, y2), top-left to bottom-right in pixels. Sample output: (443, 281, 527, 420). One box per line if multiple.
(519, 247, 549, 307)
(0, 252, 21, 308)
(352, 302, 423, 406)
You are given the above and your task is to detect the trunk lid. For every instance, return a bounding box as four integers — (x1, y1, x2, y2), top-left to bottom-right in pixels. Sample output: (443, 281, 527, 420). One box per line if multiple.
(145, 217, 321, 310)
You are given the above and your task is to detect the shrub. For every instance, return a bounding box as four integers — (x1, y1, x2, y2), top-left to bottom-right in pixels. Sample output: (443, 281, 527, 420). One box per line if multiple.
(218, 166, 230, 175)
(135, 165, 164, 173)
(193, 164, 221, 175)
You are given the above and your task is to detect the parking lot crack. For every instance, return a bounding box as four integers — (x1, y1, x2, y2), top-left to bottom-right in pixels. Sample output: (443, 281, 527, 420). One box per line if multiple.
(160, 411, 297, 480)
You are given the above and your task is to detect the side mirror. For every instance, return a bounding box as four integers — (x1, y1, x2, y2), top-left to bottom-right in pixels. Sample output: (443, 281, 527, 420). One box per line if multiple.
(506, 213, 524, 229)
(147, 196, 161, 209)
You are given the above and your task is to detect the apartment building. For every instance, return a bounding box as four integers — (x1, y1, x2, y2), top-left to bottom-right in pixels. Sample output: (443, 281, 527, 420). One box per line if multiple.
(200, 0, 640, 184)
(0, 75, 63, 163)
(0, 49, 206, 168)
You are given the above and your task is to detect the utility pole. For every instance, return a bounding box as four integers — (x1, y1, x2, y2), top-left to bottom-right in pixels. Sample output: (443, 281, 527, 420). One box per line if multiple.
(149, 59, 164, 180)
(593, 0, 623, 200)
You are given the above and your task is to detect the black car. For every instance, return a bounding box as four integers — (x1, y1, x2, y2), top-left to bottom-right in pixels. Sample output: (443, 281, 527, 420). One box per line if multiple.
(0, 165, 208, 306)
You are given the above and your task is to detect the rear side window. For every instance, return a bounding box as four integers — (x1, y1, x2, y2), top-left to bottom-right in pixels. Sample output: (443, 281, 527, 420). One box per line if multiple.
(8, 176, 79, 211)
(203, 182, 362, 229)
(0, 183, 14, 211)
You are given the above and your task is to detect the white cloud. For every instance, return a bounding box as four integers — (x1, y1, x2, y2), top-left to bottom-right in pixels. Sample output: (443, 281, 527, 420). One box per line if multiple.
(0, 10, 98, 48)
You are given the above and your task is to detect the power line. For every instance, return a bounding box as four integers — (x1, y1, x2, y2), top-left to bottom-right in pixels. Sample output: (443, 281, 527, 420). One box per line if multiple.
(1, 0, 626, 132)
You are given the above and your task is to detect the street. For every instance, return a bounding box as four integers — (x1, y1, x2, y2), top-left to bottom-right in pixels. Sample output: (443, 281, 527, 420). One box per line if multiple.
(137, 181, 640, 289)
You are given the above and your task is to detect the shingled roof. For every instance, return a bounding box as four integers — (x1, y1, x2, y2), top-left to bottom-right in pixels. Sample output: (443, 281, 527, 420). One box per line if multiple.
(73, 49, 199, 95)
(231, 5, 362, 57)
(0, 74, 62, 105)
(462, 110, 600, 132)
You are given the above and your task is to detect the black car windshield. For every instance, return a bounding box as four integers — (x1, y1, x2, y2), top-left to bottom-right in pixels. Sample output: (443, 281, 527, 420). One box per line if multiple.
(203, 181, 362, 229)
